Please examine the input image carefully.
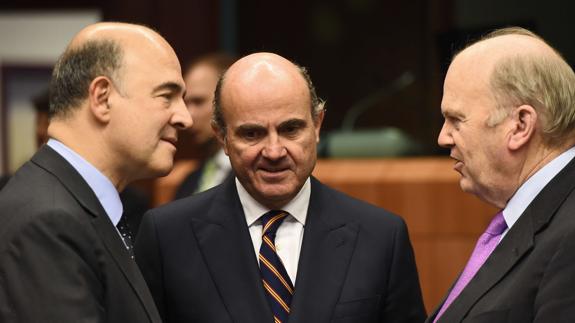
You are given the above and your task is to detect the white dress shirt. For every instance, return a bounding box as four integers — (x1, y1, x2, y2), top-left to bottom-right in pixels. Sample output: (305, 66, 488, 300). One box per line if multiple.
(236, 177, 311, 284)
(501, 146, 575, 239)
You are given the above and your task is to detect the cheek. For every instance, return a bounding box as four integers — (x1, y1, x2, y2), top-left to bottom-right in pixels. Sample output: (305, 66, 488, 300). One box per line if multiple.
(289, 140, 317, 167)
(453, 132, 474, 155)
(227, 143, 259, 166)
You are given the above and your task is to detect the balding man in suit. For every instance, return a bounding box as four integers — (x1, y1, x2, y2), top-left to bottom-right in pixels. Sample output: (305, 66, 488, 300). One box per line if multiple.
(0, 22, 192, 322)
(428, 27, 575, 322)
(136, 52, 425, 323)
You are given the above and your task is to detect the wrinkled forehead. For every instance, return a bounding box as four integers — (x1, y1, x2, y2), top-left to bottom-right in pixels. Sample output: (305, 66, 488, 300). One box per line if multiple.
(223, 85, 311, 124)
(223, 65, 309, 115)
(452, 33, 550, 75)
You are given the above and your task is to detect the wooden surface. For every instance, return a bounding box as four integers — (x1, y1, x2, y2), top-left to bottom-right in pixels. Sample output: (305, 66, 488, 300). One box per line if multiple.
(151, 157, 497, 312)
(312, 158, 497, 313)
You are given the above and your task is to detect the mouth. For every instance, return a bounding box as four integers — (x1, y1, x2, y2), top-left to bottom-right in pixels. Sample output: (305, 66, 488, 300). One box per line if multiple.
(257, 166, 291, 180)
(450, 155, 463, 172)
(161, 136, 178, 148)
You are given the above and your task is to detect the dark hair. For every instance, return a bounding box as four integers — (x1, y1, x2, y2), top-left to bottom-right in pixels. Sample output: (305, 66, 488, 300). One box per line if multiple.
(49, 39, 123, 118)
(212, 62, 325, 136)
(32, 90, 50, 114)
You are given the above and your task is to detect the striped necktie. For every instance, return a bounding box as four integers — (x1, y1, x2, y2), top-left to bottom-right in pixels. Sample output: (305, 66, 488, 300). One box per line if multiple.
(259, 210, 294, 323)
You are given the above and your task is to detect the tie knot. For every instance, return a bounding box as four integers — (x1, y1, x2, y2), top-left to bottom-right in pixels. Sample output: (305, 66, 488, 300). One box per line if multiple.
(485, 211, 507, 236)
(261, 210, 288, 236)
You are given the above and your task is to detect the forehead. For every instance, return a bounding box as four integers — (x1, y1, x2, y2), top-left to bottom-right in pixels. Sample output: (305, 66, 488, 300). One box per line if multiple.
(441, 53, 495, 116)
(185, 63, 219, 81)
(224, 88, 312, 128)
(121, 43, 185, 90)
(184, 64, 219, 92)
(222, 69, 312, 125)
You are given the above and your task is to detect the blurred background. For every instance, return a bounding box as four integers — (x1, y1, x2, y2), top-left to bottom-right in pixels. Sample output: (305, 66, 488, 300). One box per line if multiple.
(1, 0, 574, 311)
(2, 0, 575, 174)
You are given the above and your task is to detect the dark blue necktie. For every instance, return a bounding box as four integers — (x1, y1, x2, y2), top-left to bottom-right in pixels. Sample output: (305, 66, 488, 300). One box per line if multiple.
(259, 210, 294, 323)
(116, 213, 134, 258)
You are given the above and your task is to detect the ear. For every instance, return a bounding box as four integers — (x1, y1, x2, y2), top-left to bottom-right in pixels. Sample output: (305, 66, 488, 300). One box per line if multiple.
(508, 105, 537, 151)
(313, 109, 325, 143)
(212, 121, 229, 155)
(88, 76, 113, 123)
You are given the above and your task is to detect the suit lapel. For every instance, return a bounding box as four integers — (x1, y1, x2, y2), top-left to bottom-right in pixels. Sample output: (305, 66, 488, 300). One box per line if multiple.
(438, 155, 575, 322)
(190, 177, 272, 323)
(439, 218, 533, 322)
(32, 146, 161, 323)
(289, 178, 359, 322)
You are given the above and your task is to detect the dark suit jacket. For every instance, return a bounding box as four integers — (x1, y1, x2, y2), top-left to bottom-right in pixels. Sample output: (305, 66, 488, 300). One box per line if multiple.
(427, 155, 575, 323)
(174, 161, 233, 200)
(120, 185, 151, 238)
(135, 176, 425, 323)
(0, 146, 161, 323)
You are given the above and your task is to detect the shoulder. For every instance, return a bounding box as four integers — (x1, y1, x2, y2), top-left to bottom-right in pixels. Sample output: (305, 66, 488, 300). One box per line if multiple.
(311, 177, 405, 229)
(0, 158, 100, 251)
(174, 164, 205, 200)
(0, 206, 99, 264)
(146, 183, 223, 223)
(0, 160, 83, 215)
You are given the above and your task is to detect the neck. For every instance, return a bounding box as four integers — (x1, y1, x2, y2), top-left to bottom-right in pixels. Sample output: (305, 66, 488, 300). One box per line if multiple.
(497, 140, 574, 208)
(518, 142, 571, 186)
(48, 119, 129, 192)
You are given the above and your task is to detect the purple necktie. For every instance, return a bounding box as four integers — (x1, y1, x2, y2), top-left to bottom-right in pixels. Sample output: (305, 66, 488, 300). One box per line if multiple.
(434, 211, 507, 322)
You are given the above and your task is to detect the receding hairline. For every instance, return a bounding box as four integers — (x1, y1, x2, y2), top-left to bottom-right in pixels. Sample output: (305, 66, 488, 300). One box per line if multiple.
(67, 22, 170, 61)
(220, 53, 309, 99)
(453, 28, 560, 69)
(212, 52, 325, 136)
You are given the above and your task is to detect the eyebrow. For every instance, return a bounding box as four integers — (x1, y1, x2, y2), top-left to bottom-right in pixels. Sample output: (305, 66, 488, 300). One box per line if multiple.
(279, 118, 307, 128)
(442, 107, 465, 119)
(152, 81, 184, 95)
(236, 123, 265, 132)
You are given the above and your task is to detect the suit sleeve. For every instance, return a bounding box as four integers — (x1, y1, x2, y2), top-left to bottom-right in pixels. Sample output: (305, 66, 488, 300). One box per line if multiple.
(534, 227, 575, 322)
(0, 210, 104, 323)
(134, 211, 166, 321)
(381, 219, 427, 323)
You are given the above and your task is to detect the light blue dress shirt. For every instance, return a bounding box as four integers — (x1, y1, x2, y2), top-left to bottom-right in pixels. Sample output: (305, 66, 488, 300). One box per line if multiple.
(47, 139, 123, 227)
(502, 146, 575, 238)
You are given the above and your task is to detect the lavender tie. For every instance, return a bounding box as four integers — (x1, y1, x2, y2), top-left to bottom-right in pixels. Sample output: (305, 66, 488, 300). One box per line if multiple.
(434, 211, 507, 322)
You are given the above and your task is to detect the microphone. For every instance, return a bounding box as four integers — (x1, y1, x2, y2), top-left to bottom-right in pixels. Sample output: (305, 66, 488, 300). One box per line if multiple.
(340, 71, 415, 131)
(321, 71, 420, 158)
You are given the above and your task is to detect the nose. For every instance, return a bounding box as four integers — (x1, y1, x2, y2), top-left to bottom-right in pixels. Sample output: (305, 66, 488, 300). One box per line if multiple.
(261, 133, 287, 160)
(172, 98, 193, 130)
(437, 121, 453, 148)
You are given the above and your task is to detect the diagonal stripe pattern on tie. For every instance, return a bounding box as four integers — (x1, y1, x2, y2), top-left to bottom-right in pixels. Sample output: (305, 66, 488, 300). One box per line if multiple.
(259, 210, 294, 323)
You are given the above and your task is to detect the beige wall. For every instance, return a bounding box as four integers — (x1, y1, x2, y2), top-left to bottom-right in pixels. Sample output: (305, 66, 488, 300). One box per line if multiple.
(0, 11, 100, 173)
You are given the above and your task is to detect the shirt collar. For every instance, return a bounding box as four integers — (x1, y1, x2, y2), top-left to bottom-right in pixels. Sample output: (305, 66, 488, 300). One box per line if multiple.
(47, 139, 123, 225)
(236, 177, 311, 227)
(503, 145, 575, 228)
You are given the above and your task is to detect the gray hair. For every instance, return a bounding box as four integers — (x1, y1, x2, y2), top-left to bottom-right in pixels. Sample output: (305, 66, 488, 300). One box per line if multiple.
(462, 27, 575, 146)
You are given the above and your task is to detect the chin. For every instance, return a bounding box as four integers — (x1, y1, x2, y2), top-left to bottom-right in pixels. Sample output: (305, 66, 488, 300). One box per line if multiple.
(458, 178, 478, 195)
(149, 160, 174, 178)
(257, 186, 297, 204)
